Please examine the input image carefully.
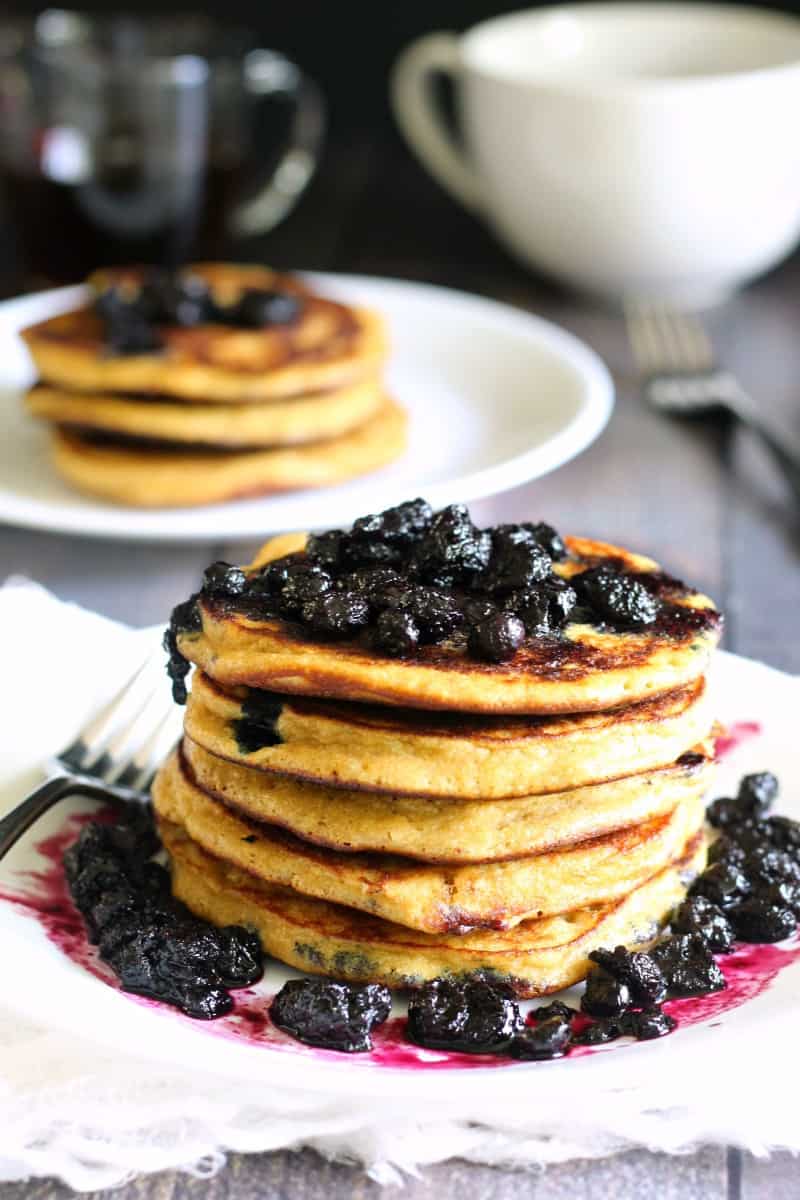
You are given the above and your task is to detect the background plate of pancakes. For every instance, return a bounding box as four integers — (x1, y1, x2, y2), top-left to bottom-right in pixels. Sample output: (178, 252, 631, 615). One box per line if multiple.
(0, 273, 613, 541)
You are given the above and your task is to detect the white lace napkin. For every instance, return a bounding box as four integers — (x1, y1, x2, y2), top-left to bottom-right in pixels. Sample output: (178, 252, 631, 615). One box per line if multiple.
(1, 578, 799, 1192)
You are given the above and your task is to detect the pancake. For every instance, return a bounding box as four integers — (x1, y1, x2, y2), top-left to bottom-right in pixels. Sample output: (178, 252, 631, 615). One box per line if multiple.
(181, 733, 714, 864)
(180, 536, 720, 714)
(21, 264, 386, 402)
(152, 748, 706, 933)
(25, 376, 385, 448)
(49, 397, 407, 508)
(185, 669, 713, 799)
(160, 817, 707, 996)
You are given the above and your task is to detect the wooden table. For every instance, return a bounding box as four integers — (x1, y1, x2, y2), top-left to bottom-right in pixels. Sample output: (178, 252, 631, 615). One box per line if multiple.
(1, 131, 798, 1199)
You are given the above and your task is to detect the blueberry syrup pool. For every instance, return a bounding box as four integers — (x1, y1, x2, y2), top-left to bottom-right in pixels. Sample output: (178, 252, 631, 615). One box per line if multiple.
(2, 771, 800, 1070)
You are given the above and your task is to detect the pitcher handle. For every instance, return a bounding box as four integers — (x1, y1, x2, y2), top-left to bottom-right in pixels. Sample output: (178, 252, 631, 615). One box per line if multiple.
(231, 49, 326, 237)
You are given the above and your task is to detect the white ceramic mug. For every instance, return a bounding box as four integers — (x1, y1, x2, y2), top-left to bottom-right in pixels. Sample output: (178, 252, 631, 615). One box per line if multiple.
(391, 4, 800, 304)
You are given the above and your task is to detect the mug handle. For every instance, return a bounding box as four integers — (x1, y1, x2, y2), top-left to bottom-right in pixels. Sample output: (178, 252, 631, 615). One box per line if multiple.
(390, 33, 482, 213)
(231, 49, 326, 237)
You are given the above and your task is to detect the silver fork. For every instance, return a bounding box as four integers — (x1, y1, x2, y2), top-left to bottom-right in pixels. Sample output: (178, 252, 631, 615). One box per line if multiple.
(625, 301, 800, 506)
(0, 646, 183, 860)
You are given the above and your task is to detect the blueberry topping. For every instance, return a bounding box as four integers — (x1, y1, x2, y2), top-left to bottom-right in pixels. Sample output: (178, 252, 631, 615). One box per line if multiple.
(622, 1006, 676, 1041)
(374, 609, 420, 658)
(530, 1000, 576, 1023)
(650, 935, 726, 997)
(64, 811, 264, 1019)
(587, 946, 667, 1005)
(689, 861, 752, 909)
(411, 504, 492, 587)
(163, 593, 201, 705)
(270, 978, 391, 1052)
(468, 613, 526, 663)
(406, 978, 524, 1054)
(301, 592, 370, 638)
(233, 288, 302, 327)
(509, 1015, 572, 1060)
(573, 566, 660, 627)
(487, 526, 552, 593)
(573, 1018, 624, 1045)
(727, 898, 797, 943)
(580, 970, 632, 1017)
(202, 561, 247, 598)
(671, 896, 735, 953)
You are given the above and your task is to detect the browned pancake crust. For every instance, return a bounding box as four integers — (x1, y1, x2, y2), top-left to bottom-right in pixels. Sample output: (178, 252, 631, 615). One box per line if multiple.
(49, 397, 406, 508)
(185, 671, 712, 798)
(161, 818, 707, 996)
(21, 264, 386, 401)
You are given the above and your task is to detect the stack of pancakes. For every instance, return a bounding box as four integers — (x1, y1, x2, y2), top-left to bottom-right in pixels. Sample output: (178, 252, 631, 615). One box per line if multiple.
(21, 264, 405, 508)
(152, 519, 722, 998)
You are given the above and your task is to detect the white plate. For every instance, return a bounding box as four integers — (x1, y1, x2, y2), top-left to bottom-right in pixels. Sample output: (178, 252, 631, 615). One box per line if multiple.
(1, 651, 799, 1106)
(0, 275, 613, 542)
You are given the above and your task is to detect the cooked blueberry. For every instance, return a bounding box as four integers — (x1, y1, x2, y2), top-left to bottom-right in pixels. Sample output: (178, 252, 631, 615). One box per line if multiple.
(338, 567, 405, 610)
(623, 1006, 676, 1041)
(301, 591, 369, 637)
(572, 1018, 623, 1046)
(374, 609, 420, 657)
(234, 288, 302, 326)
(737, 772, 779, 818)
(588, 946, 667, 1005)
(157, 272, 218, 326)
(233, 716, 283, 752)
(503, 588, 550, 635)
(573, 566, 659, 627)
(671, 896, 735, 953)
(105, 313, 164, 356)
(650, 935, 726, 997)
(164, 593, 202, 704)
(744, 846, 800, 888)
(530, 1000, 576, 1023)
(469, 613, 525, 663)
(689, 861, 751, 909)
(412, 504, 492, 586)
(487, 526, 552, 593)
(215, 926, 264, 987)
(270, 978, 391, 1052)
(393, 587, 463, 644)
(277, 563, 333, 616)
(581, 970, 632, 1017)
(305, 530, 346, 570)
(352, 499, 433, 548)
(460, 596, 498, 626)
(706, 797, 744, 829)
(759, 880, 800, 916)
(202, 561, 247, 598)
(762, 816, 800, 853)
(524, 522, 568, 561)
(406, 978, 523, 1054)
(165, 983, 234, 1020)
(707, 836, 747, 868)
(728, 899, 797, 943)
(509, 1016, 571, 1060)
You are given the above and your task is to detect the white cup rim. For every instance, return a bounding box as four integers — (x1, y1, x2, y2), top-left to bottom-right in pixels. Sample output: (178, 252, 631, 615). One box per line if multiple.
(461, 2, 800, 93)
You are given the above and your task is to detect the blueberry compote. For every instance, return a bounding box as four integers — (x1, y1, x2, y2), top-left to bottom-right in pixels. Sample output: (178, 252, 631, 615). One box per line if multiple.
(164, 499, 720, 703)
(270, 979, 392, 1052)
(64, 803, 263, 1018)
(93, 270, 303, 356)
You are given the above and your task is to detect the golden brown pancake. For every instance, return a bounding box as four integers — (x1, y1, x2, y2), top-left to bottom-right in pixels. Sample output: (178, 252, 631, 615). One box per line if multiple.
(180, 536, 721, 714)
(25, 376, 385, 448)
(160, 817, 707, 996)
(49, 397, 406, 508)
(21, 264, 386, 401)
(185, 669, 713, 799)
(152, 748, 706, 933)
(181, 733, 714, 864)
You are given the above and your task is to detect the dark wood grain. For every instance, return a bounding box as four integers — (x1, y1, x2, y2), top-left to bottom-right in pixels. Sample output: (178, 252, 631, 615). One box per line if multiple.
(2, 130, 798, 1199)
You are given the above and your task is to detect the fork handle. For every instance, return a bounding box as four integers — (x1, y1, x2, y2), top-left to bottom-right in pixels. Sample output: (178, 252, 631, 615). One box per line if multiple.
(727, 394, 800, 506)
(0, 776, 116, 860)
